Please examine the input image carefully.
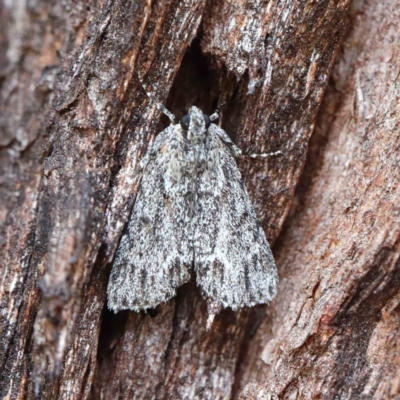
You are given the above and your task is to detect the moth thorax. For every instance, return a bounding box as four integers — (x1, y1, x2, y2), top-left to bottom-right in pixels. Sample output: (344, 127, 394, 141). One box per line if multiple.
(180, 106, 211, 143)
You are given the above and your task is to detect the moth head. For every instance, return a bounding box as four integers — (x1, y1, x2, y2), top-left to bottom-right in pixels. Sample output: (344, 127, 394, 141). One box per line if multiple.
(180, 106, 211, 137)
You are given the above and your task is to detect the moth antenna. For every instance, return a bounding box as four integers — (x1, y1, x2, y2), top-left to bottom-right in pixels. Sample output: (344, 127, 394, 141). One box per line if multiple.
(246, 150, 283, 159)
(136, 72, 176, 124)
(209, 111, 219, 122)
(156, 103, 176, 124)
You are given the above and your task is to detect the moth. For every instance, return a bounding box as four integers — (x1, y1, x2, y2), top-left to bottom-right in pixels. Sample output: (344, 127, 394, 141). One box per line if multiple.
(107, 105, 279, 328)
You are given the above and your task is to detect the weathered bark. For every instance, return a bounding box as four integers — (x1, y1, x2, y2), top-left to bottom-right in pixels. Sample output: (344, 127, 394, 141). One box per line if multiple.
(239, 0, 400, 398)
(0, 0, 398, 399)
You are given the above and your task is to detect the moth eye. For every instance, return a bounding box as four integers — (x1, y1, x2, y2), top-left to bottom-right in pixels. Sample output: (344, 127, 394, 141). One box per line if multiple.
(203, 114, 211, 129)
(180, 114, 190, 130)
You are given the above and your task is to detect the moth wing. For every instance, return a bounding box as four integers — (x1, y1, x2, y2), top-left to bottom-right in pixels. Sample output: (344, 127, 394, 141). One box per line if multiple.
(108, 125, 193, 312)
(194, 124, 278, 310)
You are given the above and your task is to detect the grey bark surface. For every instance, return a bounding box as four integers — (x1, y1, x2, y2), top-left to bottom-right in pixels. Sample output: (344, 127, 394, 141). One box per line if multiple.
(0, 0, 398, 399)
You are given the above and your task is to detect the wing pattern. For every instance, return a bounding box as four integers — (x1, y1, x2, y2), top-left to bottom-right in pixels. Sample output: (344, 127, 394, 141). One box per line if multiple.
(108, 125, 194, 311)
(194, 123, 278, 310)
(108, 107, 278, 315)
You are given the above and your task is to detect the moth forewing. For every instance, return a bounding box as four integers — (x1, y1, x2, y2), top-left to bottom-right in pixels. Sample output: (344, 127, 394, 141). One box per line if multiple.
(107, 124, 193, 312)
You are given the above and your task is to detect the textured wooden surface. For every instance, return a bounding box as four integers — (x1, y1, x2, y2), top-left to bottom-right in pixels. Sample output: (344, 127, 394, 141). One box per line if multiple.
(239, 0, 400, 398)
(1, 0, 398, 399)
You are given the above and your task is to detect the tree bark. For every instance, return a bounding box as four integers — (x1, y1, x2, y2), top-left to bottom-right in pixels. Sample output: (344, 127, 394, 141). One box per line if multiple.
(240, 1, 400, 398)
(0, 0, 398, 399)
